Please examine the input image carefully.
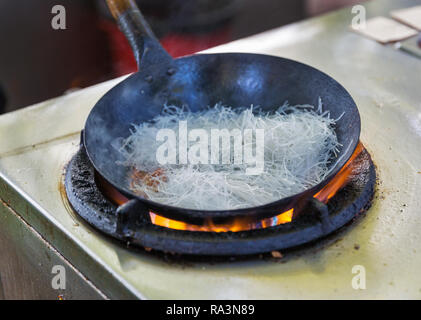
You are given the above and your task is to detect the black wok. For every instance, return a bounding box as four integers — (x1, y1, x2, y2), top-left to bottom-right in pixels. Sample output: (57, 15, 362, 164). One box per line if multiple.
(84, 0, 360, 224)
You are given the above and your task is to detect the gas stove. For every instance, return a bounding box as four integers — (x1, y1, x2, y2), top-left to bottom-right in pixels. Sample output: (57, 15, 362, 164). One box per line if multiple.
(1, 0, 421, 299)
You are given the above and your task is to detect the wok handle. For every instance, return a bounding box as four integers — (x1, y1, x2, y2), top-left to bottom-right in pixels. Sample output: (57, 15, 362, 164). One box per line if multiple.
(106, 0, 172, 68)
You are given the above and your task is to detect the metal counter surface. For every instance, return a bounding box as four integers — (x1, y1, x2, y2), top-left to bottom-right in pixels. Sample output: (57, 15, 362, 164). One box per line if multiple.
(0, 0, 420, 299)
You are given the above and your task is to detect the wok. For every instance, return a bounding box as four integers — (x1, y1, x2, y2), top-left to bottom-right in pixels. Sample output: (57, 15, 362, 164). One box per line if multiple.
(84, 0, 360, 224)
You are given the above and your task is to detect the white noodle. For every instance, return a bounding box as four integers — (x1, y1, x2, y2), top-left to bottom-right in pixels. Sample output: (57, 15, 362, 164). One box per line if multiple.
(113, 100, 341, 210)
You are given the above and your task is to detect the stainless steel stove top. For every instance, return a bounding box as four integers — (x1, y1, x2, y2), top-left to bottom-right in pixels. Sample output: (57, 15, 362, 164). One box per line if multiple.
(0, 0, 420, 299)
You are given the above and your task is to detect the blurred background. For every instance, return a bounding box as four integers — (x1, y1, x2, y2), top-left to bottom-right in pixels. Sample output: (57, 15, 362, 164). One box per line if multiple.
(0, 0, 366, 114)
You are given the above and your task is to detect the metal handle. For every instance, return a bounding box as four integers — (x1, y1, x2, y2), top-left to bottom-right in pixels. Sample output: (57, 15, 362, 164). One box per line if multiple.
(106, 0, 171, 69)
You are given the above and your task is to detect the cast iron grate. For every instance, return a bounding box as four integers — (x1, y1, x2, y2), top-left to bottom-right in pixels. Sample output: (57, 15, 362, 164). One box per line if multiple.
(64, 146, 375, 256)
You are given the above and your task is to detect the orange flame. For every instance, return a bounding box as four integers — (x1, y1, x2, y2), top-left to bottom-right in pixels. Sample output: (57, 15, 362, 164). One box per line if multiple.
(149, 209, 294, 232)
(98, 143, 364, 232)
(314, 142, 364, 203)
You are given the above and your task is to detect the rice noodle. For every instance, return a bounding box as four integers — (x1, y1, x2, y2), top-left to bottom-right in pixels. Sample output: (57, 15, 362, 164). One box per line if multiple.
(112, 99, 341, 210)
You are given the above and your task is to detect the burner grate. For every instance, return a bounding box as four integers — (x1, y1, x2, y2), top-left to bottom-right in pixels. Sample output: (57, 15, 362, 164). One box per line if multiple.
(65, 146, 376, 256)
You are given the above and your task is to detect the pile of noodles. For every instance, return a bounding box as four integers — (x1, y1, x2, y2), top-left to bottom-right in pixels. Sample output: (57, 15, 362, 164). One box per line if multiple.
(112, 99, 342, 210)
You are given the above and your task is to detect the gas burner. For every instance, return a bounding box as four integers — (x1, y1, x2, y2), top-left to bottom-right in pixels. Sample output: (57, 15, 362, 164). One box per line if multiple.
(64, 144, 375, 256)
